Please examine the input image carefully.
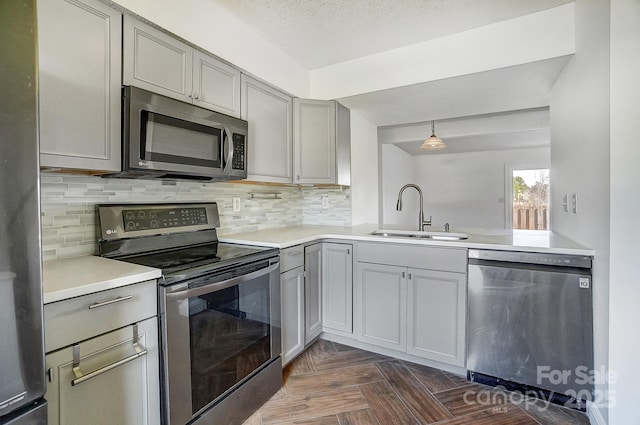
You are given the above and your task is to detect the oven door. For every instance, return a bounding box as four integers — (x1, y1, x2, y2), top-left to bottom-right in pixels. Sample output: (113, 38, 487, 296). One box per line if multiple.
(160, 259, 281, 425)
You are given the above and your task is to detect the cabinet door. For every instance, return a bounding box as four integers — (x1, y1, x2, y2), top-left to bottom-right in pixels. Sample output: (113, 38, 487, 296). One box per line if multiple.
(45, 318, 160, 425)
(38, 0, 121, 171)
(123, 15, 193, 102)
(355, 263, 406, 351)
(322, 243, 353, 334)
(293, 99, 336, 184)
(241, 75, 293, 183)
(304, 243, 323, 343)
(281, 266, 305, 366)
(407, 268, 467, 366)
(193, 51, 241, 117)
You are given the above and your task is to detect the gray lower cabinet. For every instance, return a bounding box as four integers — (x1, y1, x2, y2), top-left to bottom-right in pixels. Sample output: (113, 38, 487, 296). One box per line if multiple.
(406, 268, 466, 367)
(241, 74, 293, 183)
(280, 245, 305, 366)
(37, 0, 122, 171)
(123, 16, 241, 117)
(355, 242, 467, 367)
(304, 243, 323, 343)
(45, 318, 160, 425)
(280, 265, 305, 365)
(322, 243, 353, 334)
(44, 280, 160, 425)
(355, 262, 407, 351)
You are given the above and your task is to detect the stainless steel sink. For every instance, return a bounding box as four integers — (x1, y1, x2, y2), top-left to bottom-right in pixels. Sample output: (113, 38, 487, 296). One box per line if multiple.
(369, 230, 469, 241)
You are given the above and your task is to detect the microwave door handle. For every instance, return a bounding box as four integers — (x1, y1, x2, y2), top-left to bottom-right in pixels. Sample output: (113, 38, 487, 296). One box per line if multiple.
(165, 262, 279, 301)
(223, 127, 234, 173)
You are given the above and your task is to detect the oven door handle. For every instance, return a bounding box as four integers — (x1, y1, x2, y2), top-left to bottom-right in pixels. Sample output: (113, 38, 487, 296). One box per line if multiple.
(166, 262, 279, 301)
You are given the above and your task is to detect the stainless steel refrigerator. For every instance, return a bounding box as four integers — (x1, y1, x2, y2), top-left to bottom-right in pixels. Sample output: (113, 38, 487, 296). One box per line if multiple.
(0, 0, 48, 423)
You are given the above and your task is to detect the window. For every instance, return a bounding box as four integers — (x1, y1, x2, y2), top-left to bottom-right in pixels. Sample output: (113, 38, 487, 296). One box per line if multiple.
(511, 169, 549, 230)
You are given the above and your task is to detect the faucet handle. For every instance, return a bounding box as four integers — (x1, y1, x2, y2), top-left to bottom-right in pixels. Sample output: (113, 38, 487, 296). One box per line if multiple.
(423, 215, 432, 226)
(444, 222, 450, 232)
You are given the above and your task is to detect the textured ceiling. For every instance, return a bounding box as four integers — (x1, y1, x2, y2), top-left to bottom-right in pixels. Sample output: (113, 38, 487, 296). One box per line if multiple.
(212, 0, 573, 69)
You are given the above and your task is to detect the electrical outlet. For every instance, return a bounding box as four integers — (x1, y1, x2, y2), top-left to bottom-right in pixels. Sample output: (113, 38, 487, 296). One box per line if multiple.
(572, 193, 578, 214)
(232, 197, 241, 212)
(321, 196, 329, 209)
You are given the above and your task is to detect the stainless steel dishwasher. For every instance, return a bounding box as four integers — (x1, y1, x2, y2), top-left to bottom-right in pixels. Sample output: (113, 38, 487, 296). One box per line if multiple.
(467, 249, 593, 410)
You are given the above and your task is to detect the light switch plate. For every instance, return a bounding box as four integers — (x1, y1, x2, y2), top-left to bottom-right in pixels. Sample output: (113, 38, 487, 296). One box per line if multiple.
(572, 193, 577, 214)
(232, 197, 241, 212)
(562, 194, 568, 212)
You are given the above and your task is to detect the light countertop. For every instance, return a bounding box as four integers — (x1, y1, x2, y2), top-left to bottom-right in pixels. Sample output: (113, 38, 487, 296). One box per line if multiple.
(43, 256, 162, 304)
(219, 224, 594, 256)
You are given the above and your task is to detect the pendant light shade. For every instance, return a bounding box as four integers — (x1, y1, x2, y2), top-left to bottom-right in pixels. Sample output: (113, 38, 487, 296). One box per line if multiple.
(420, 121, 446, 150)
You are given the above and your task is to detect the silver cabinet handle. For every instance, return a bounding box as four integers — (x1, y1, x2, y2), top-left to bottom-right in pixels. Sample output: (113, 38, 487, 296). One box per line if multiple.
(88, 295, 132, 310)
(71, 325, 146, 386)
(286, 251, 302, 256)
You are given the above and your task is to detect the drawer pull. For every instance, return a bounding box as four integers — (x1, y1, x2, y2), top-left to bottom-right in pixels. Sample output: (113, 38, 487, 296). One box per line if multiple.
(88, 295, 133, 310)
(71, 324, 146, 386)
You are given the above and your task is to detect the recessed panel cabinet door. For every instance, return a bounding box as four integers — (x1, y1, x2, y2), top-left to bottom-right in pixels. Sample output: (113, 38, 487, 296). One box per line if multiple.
(407, 268, 466, 366)
(322, 243, 353, 334)
(355, 262, 407, 351)
(293, 99, 336, 184)
(304, 243, 323, 343)
(193, 51, 241, 117)
(45, 318, 160, 425)
(123, 15, 193, 102)
(38, 0, 121, 171)
(241, 75, 293, 183)
(281, 266, 305, 366)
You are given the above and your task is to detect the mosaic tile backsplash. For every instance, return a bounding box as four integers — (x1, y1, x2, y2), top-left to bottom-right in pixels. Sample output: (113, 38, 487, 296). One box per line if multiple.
(40, 173, 352, 261)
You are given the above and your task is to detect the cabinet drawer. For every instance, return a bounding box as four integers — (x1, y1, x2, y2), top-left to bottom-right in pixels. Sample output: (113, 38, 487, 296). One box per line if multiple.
(357, 242, 467, 273)
(280, 246, 304, 273)
(45, 280, 157, 353)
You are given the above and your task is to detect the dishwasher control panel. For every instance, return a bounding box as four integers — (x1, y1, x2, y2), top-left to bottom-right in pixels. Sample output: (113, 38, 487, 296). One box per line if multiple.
(468, 249, 592, 268)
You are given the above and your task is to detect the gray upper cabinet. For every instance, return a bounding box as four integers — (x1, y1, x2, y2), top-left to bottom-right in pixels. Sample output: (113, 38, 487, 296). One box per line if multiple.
(293, 99, 336, 184)
(38, 0, 122, 171)
(241, 75, 293, 183)
(123, 16, 240, 118)
(193, 51, 241, 117)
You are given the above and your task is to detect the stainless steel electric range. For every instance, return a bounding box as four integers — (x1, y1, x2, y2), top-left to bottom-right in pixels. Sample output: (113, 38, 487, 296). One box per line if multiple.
(97, 202, 282, 425)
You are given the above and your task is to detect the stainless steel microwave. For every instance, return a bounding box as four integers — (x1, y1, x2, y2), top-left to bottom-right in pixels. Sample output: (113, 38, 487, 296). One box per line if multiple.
(117, 86, 247, 181)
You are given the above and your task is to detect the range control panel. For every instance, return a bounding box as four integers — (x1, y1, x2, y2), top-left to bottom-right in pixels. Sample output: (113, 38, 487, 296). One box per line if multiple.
(122, 207, 207, 232)
(98, 203, 221, 241)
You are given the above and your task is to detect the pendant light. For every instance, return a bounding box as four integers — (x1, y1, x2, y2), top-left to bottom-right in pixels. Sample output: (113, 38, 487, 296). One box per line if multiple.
(420, 120, 446, 150)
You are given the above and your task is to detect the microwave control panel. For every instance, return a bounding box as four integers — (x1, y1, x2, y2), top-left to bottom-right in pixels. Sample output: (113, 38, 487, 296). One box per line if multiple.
(232, 133, 245, 170)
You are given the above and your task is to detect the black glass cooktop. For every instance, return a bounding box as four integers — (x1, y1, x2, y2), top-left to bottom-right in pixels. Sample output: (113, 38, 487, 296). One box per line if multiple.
(121, 242, 278, 283)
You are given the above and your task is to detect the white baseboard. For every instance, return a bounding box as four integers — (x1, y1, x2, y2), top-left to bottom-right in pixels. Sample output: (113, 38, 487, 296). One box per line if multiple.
(587, 401, 607, 425)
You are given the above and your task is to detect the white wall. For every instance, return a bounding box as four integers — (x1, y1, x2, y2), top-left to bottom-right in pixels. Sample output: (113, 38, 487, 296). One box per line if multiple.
(549, 0, 611, 421)
(310, 4, 575, 100)
(113, 0, 310, 97)
(380, 144, 417, 227)
(609, 0, 640, 423)
(410, 147, 549, 230)
(350, 111, 379, 225)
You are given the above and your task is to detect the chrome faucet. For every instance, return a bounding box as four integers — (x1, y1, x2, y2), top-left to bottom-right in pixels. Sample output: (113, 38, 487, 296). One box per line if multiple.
(396, 184, 432, 231)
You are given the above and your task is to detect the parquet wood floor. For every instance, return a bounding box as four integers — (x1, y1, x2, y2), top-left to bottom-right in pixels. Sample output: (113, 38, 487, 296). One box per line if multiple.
(243, 339, 590, 425)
